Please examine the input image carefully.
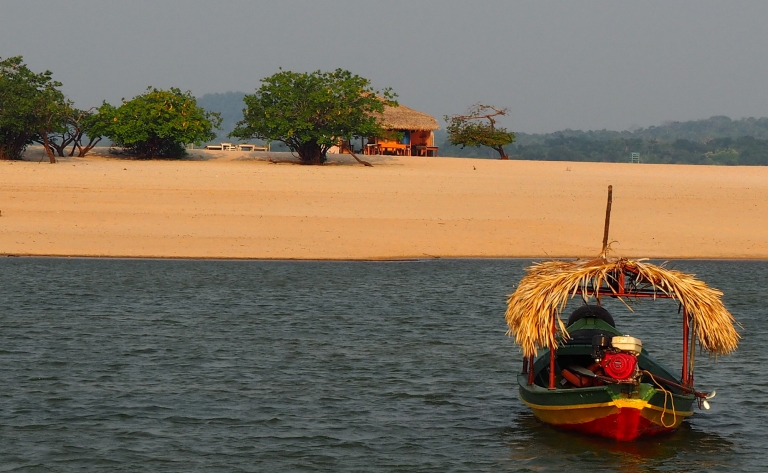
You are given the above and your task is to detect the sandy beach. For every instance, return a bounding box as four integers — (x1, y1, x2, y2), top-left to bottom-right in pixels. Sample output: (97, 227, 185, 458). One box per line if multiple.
(1, 147, 766, 260)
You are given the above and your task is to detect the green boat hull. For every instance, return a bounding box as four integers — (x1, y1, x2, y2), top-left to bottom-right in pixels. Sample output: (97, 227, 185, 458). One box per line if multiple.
(518, 317, 697, 441)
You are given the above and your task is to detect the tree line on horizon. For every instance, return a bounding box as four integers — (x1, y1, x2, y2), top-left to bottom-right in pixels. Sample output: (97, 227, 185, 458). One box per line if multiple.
(505, 115, 768, 165)
(5, 54, 768, 166)
(439, 116, 768, 165)
(200, 91, 768, 166)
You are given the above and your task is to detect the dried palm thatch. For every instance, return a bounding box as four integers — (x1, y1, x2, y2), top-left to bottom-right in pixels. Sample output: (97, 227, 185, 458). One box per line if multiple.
(505, 257, 740, 358)
(375, 103, 440, 131)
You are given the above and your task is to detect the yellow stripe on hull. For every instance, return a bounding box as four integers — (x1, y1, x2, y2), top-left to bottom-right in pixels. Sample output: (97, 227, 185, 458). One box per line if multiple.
(521, 397, 693, 429)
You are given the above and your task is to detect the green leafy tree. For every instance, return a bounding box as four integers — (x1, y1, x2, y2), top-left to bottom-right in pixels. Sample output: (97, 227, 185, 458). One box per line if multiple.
(73, 107, 114, 157)
(0, 56, 68, 162)
(30, 89, 70, 163)
(231, 69, 396, 165)
(445, 104, 516, 159)
(98, 87, 221, 158)
(44, 106, 110, 158)
(44, 103, 79, 157)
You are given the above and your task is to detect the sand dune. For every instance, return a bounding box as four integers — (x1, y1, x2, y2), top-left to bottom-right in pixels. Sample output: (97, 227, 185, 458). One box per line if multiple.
(1, 147, 766, 260)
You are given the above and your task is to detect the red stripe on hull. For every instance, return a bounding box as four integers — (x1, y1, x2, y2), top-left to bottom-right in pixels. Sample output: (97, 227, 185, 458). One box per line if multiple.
(558, 408, 675, 441)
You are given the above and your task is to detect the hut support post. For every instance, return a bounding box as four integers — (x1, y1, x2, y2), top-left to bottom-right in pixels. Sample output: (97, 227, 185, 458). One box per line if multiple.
(682, 307, 690, 387)
(548, 316, 557, 390)
(522, 356, 528, 374)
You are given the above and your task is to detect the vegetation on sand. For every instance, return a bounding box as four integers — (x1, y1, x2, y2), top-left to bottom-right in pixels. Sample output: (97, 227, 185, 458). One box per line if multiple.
(230, 69, 396, 165)
(7, 54, 768, 166)
(0, 56, 68, 162)
(444, 104, 516, 159)
(44, 106, 114, 158)
(97, 87, 221, 158)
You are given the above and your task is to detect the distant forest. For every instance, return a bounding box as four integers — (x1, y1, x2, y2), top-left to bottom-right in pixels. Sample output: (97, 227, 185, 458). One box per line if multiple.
(198, 92, 768, 165)
(440, 116, 768, 165)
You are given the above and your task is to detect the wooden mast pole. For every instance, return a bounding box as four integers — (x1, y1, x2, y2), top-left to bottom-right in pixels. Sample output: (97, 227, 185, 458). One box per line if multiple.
(601, 185, 613, 259)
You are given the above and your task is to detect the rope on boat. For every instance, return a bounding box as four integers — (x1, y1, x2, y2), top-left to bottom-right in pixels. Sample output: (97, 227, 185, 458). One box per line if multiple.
(643, 370, 677, 428)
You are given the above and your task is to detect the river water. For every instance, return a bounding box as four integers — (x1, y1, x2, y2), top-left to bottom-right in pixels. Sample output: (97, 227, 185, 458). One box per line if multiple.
(0, 258, 765, 472)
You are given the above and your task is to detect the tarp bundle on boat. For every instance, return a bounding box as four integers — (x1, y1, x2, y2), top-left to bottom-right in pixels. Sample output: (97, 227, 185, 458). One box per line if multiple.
(505, 257, 740, 358)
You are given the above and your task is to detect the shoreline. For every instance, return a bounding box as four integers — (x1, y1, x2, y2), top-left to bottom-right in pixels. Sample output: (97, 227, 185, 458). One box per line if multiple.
(3, 147, 768, 261)
(3, 253, 768, 262)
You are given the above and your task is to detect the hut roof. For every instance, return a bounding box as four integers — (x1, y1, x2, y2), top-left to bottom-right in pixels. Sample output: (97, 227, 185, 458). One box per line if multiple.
(376, 103, 440, 131)
(505, 257, 740, 358)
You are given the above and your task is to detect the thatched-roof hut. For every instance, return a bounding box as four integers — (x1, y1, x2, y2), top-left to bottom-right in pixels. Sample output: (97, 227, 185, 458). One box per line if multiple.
(363, 103, 440, 156)
(377, 103, 440, 132)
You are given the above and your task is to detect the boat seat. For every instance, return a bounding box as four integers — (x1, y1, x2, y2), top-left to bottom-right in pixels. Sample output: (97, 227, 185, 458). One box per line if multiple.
(563, 329, 619, 345)
(567, 305, 615, 327)
(562, 305, 620, 346)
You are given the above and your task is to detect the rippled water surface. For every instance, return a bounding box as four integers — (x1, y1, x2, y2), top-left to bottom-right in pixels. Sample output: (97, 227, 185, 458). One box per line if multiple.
(1, 258, 766, 471)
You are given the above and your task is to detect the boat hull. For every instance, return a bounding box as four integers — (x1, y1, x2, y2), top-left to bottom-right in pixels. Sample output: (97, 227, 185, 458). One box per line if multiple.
(518, 375, 695, 441)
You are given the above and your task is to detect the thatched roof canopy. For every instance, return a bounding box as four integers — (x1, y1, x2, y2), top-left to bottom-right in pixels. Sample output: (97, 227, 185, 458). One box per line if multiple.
(376, 103, 440, 131)
(505, 257, 740, 358)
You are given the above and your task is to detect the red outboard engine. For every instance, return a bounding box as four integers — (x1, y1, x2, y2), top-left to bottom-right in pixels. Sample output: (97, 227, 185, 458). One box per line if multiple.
(601, 352, 637, 380)
(592, 335, 642, 382)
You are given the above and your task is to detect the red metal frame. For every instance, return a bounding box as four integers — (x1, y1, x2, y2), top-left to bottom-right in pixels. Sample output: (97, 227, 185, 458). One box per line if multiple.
(549, 316, 557, 390)
(682, 307, 690, 387)
(528, 358, 535, 385)
(688, 321, 696, 386)
(589, 293, 673, 299)
(520, 269, 697, 390)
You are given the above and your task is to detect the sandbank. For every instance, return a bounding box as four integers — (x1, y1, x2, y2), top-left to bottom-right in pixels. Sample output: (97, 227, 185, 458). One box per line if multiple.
(1, 147, 767, 260)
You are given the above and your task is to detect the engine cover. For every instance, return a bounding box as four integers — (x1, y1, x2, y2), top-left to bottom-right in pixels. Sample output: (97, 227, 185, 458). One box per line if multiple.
(601, 352, 637, 380)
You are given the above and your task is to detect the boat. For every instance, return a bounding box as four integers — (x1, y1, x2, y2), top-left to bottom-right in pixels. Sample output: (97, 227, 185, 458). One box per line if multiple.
(505, 187, 740, 441)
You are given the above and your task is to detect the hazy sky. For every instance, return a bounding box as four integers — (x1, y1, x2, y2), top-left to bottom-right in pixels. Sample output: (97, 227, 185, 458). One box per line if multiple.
(2, 1, 767, 133)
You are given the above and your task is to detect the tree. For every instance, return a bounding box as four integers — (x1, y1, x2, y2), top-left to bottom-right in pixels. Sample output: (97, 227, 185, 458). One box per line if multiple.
(30, 88, 70, 163)
(44, 106, 110, 158)
(98, 87, 221, 158)
(74, 108, 113, 157)
(43, 104, 79, 157)
(0, 56, 68, 162)
(230, 69, 396, 165)
(445, 104, 516, 159)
